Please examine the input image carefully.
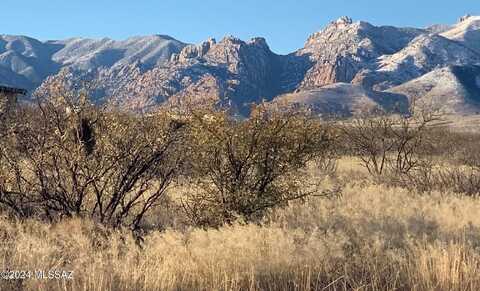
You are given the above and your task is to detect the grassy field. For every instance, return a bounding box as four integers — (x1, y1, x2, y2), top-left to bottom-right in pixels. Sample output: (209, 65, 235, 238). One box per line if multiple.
(1, 158, 480, 291)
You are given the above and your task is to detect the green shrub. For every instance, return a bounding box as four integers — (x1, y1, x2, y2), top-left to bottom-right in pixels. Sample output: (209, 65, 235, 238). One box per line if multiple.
(181, 105, 338, 227)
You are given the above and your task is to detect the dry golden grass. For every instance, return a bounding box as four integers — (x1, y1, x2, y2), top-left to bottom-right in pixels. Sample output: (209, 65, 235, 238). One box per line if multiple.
(1, 158, 480, 290)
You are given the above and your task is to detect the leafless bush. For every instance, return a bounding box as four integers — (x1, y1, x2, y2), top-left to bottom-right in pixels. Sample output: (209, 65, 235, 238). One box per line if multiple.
(0, 91, 186, 230)
(342, 109, 439, 177)
(402, 165, 480, 196)
(181, 105, 338, 227)
(393, 127, 480, 195)
(341, 108, 480, 196)
(430, 130, 480, 167)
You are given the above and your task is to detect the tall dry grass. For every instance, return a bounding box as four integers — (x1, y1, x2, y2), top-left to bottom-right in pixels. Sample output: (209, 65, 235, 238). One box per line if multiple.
(1, 158, 480, 291)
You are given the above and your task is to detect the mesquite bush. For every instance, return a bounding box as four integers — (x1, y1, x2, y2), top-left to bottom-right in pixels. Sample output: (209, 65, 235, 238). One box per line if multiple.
(181, 105, 338, 227)
(0, 93, 186, 230)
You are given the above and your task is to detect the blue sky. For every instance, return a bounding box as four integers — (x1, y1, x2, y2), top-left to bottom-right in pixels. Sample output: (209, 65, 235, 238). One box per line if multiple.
(2, 0, 479, 54)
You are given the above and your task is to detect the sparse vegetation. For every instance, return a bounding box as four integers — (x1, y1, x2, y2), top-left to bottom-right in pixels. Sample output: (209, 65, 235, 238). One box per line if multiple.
(2, 90, 480, 290)
(181, 105, 337, 227)
(341, 108, 438, 177)
(2, 161, 480, 291)
(0, 93, 187, 230)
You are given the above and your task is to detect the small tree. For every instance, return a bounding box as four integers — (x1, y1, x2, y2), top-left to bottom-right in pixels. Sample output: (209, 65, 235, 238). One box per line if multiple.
(343, 108, 438, 176)
(0, 90, 186, 230)
(181, 105, 337, 227)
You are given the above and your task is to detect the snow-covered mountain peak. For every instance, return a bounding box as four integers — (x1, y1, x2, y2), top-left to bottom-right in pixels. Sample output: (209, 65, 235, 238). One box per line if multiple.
(441, 15, 480, 53)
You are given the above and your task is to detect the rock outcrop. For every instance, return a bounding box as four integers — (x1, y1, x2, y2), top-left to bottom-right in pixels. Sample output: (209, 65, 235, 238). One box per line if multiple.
(291, 17, 423, 90)
(354, 34, 480, 90)
(3, 15, 480, 117)
(39, 35, 283, 114)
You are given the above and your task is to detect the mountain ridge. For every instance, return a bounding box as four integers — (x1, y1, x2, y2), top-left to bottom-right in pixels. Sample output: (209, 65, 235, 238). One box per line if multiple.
(2, 15, 480, 117)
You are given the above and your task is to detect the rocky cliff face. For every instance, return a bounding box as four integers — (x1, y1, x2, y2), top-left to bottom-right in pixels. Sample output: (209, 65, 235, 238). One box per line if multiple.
(271, 16, 480, 117)
(354, 33, 480, 90)
(39, 35, 284, 114)
(292, 16, 423, 90)
(3, 15, 480, 117)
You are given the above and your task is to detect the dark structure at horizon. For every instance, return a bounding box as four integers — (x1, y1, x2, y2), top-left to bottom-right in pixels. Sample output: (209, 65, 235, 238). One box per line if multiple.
(0, 86, 27, 96)
(0, 85, 27, 118)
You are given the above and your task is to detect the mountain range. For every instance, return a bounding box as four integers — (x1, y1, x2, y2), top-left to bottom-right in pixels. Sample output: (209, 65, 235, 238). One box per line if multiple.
(2, 15, 480, 117)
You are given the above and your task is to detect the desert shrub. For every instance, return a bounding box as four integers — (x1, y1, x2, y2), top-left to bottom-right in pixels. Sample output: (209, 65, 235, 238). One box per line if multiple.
(383, 128, 480, 195)
(0, 93, 186, 230)
(342, 110, 438, 177)
(403, 164, 480, 196)
(433, 168, 480, 196)
(0, 92, 18, 140)
(181, 105, 338, 227)
(431, 130, 480, 167)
